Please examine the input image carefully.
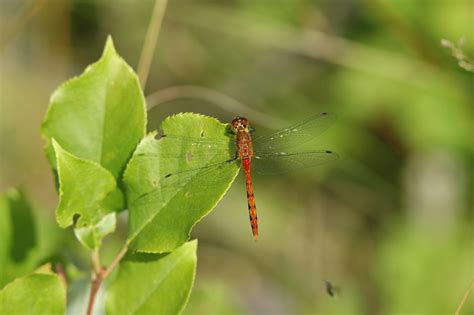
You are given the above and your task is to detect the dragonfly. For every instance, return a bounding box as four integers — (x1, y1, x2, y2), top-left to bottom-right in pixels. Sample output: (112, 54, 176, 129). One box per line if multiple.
(131, 112, 338, 241)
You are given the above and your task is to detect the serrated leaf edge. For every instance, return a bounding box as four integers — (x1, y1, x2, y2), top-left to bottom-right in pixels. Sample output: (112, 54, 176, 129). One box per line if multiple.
(123, 113, 239, 253)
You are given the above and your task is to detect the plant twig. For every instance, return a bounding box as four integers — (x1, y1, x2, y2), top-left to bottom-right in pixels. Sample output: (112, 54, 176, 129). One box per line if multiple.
(91, 250, 102, 275)
(86, 274, 103, 315)
(146, 85, 288, 128)
(137, 0, 168, 90)
(54, 263, 68, 288)
(166, 5, 442, 88)
(102, 244, 129, 279)
(454, 280, 473, 315)
(85, 244, 128, 315)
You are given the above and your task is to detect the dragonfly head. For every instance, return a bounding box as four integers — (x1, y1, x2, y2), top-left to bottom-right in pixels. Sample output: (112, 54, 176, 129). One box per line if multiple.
(231, 117, 250, 132)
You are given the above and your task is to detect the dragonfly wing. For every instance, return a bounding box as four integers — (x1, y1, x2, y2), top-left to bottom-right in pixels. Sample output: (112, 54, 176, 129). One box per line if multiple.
(131, 135, 236, 167)
(252, 112, 336, 153)
(129, 158, 240, 209)
(126, 147, 240, 247)
(252, 150, 338, 175)
(149, 134, 234, 160)
(127, 134, 237, 206)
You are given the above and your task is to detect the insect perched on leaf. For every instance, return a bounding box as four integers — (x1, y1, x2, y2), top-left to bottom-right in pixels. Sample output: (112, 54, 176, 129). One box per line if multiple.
(133, 113, 338, 240)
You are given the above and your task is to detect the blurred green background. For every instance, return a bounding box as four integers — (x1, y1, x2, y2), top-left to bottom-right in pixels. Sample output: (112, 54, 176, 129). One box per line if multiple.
(0, 0, 472, 314)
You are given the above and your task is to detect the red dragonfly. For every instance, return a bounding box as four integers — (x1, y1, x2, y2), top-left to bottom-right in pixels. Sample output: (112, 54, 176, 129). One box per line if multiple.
(132, 112, 337, 240)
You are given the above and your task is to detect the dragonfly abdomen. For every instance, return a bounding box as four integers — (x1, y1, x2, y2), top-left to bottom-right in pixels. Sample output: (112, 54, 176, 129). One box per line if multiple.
(242, 158, 258, 241)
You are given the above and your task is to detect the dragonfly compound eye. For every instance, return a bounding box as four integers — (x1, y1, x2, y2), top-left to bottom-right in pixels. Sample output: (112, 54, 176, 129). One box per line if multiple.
(231, 117, 249, 130)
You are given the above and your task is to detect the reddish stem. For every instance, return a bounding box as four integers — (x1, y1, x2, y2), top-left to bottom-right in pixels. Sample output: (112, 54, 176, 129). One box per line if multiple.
(54, 263, 67, 288)
(86, 274, 103, 315)
(85, 245, 128, 315)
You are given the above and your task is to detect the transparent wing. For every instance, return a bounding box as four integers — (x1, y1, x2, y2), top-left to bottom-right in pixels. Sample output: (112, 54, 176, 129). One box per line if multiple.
(137, 134, 235, 161)
(127, 133, 238, 208)
(252, 112, 336, 154)
(252, 150, 338, 175)
(160, 134, 233, 146)
(130, 158, 239, 209)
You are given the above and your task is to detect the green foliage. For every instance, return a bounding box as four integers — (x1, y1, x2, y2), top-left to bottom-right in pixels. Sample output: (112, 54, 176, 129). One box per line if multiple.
(74, 213, 116, 250)
(107, 240, 198, 315)
(124, 114, 239, 253)
(0, 36, 238, 314)
(0, 189, 62, 289)
(41, 36, 147, 179)
(2, 1, 473, 314)
(376, 223, 474, 313)
(0, 272, 66, 315)
(53, 139, 122, 229)
(0, 190, 36, 264)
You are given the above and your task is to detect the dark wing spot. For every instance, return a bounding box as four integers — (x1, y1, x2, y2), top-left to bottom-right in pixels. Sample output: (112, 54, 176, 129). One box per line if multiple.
(321, 112, 328, 115)
(326, 150, 333, 154)
(165, 173, 172, 178)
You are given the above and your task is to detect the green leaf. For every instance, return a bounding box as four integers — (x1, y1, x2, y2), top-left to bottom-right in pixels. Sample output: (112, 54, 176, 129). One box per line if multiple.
(0, 189, 37, 271)
(41, 36, 146, 179)
(0, 273, 66, 315)
(0, 189, 63, 289)
(53, 140, 123, 228)
(124, 113, 239, 253)
(74, 212, 116, 250)
(106, 240, 197, 315)
(1, 190, 36, 262)
(0, 198, 11, 286)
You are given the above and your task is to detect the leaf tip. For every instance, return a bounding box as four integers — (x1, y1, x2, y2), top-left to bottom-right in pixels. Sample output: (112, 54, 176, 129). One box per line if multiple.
(103, 35, 117, 57)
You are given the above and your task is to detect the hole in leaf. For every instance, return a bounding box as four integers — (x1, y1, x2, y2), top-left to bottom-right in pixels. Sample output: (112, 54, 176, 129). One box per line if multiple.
(73, 213, 81, 225)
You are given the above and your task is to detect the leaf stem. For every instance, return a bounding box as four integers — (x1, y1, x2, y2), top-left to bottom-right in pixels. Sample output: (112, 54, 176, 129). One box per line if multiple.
(54, 263, 68, 288)
(85, 244, 128, 315)
(86, 274, 102, 315)
(91, 250, 102, 275)
(102, 244, 129, 279)
(146, 85, 288, 128)
(454, 280, 473, 315)
(137, 0, 168, 90)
